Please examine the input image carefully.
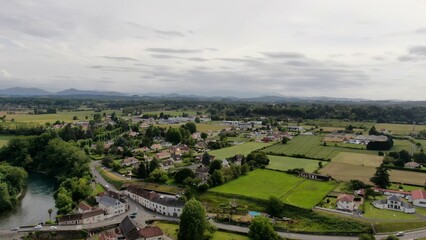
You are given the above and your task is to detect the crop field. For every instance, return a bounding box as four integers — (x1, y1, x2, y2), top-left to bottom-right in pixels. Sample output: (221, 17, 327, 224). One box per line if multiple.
(320, 162, 426, 186)
(331, 152, 383, 167)
(282, 180, 337, 208)
(210, 169, 335, 208)
(266, 155, 324, 172)
(0, 135, 13, 147)
(156, 123, 228, 132)
(0, 110, 116, 124)
(262, 135, 378, 160)
(209, 142, 273, 159)
(376, 123, 426, 135)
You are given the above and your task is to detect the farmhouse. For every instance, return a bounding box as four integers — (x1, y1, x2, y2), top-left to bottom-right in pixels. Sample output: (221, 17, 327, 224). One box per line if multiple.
(404, 161, 421, 169)
(336, 194, 355, 211)
(58, 208, 105, 225)
(373, 195, 415, 213)
(411, 189, 426, 208)
(124, 185, 185, 217)
(298, 172, 330, 181)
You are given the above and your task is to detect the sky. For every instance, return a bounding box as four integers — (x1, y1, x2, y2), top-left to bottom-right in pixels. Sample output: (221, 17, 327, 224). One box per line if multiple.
(1, 0, 426, 99)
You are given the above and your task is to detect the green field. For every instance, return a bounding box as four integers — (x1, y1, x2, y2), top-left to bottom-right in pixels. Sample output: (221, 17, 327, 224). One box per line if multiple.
(266, 155, 324, 172)
(332, 152, 383, 167)
(0, 110, 115, 124)
(376, 123, 426, 135)
(0, 135, 13, 147)
(210, 169, 334, 208)
(282, 180, 337, 208)
(262, 135, 378, 160)
(209, 142, 273, 159)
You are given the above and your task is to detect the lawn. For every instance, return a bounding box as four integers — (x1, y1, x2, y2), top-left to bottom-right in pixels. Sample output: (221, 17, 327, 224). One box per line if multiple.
(209, 142, 274, 159)
(91, 183, 105, 196)
(0, 135, 13, 147)
(266, 155, 324, 172)
(363, 200, 419, 220)
(331, 152, 383, 167)
(0, 110, 116, 124)
(154, 222, 249, 240)
(262, 135, 378, 160)
(320, 162, 426, 185)
(282, 180, 338, 208)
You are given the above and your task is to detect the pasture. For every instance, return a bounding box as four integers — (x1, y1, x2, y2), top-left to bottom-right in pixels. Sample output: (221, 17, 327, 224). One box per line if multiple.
(0, 110, 115, 124)
(376, 123, 426, 135)
(332, 152, 383, 167)
(266, 155, 324, 172)
(262, 135, 378, 160)
(210, 169, 335, 208)
(320, 162, 426, 186)
(209, 142, 273, 159)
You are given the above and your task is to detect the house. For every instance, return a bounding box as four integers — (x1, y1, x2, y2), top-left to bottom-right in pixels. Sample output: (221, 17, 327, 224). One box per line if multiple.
(124, 185, 185, 217)
(298, 172, 330, 181)
(160, 159, 174, 170)
(58, 208, 105, 225)
(404, 161, 421, 169)
(119, 216, 140, 240)
(373, 195, 415, 213)
(98, 195, 127, 218)
(287, 126, 303, 132)
(77, 201, 93, 213)
(354, 189, 365, 197)
(155, 151, 171, 160)
(122, 157, 140, 167)
(132, 147, 150, 154)
(411, 189, 426, 208)
(98, 230, 117, 240)
(373, 187, 411, 198)
(150, 144, 162, 151)
(140, 226, 164, 240)
(336, 194, 355, 211)
(195, 165, 209, 181)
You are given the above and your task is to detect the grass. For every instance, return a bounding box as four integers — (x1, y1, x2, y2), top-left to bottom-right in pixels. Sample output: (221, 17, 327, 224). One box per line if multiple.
(0, 110, 116, 124)
(331, 152, 383, 167)
(96, 166, 129, 188)
(363, 200, 419, 220)
(0, 135, 13, 147)
(266, 155, 324, 172)
(373, 221, 426, 233)
(282, 180, 338, 208)
(156, 123, 228, 132)
(262, 135, 378, 160)
(320, 162, 426, 185)
(210, 169, 334, 208)
(376, 123, 426, 135)
(209, 142, 274, 159)
(154, 222, 249, 240)
(392, 139, 419, 153)
(389, 183, 422, 192)
(91, 183, 105, 196)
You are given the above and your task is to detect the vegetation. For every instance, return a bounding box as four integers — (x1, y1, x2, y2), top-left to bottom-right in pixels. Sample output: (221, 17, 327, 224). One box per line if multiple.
(178, 198, 210, 240)
(0, 162, 28, 211)
(248, 216, 281, 240)
(209, 142, 273, 159)
(370, 164, 391, 188)
(266, 155, 324, 172)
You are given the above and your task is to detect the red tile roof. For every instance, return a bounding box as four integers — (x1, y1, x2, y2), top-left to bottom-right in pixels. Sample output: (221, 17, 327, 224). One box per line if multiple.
(412, 189, 426, 200)
(337, 194, 355, 202)
(78, 201, 92, 211)
(140, 226, 164, 238)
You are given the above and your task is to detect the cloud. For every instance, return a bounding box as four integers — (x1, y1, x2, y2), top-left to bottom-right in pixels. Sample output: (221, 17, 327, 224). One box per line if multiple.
(145, 48, 202, 54)
(261, 52, 306, 59)
(153, 30, 184, 37)
(150, 54, 179, 59)
(408, 46, 426, 56)
(415, 28, 426, 34)
(0, 69, 11, 78)
(398, 46, 426, 62)
(100, 56, 138, 62)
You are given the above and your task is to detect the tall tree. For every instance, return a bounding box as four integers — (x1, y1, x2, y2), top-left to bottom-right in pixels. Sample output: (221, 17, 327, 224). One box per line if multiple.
(202, 152, 211, 166)
(178, 198, 207, 240)
(248, 216, 280, 240)
(266, 196, 283, 217)
(370, 163, 391, 188)
(209, 159, 222, 174)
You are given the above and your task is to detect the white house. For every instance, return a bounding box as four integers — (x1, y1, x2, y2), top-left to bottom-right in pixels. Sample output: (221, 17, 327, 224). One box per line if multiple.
(124, 185, 185, 217)
(58, 208, 105, 225)
(373, 195, 415, 214)
(411, 189, 426, 208)
(336, 194, 355, 211)
(98, 195, 127, 218)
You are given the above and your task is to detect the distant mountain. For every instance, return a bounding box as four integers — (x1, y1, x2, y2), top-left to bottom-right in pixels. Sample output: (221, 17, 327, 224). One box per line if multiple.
(56, 88, 126, 96)
(0, 87, 52, 96)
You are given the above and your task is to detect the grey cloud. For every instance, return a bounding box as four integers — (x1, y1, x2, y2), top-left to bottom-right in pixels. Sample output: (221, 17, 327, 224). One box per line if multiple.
(409, 46, 426, 56)
(415, 28, 426, 34)
(398, 46, 426, 62)
(146, 48, 202, 54)
(261, 52, 305, 59)
(154, 30, 184, 37)
(187, 57, 208, 62)
(100, 56, 138, 62)
(126, 21, 185, 38)
(150, 54, 179, 59)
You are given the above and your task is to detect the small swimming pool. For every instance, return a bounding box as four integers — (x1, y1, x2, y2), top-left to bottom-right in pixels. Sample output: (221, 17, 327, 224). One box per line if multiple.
(249, 211, 260, 216)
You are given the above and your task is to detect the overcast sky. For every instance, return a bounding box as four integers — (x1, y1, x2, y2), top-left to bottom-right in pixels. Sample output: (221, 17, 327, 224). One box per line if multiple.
(1, 0, 426, 99)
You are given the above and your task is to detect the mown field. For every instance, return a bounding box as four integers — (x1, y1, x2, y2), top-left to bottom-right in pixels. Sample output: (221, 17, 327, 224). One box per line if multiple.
(266, 155, 324, 173)
(262, 135, 378, 160)
(0, 110, 116, 124)
(210, 169, 334, 208)
(209, 142, 274, 159)
(320, 162, 426, 186)
(331, 152, 383, 167)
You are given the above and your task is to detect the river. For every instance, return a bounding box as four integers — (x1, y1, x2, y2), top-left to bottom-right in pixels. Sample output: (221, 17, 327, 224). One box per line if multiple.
(0, 173, 57, 230)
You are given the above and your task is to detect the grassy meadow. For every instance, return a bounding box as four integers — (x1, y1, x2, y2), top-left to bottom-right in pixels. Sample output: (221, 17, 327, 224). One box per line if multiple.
(281, 180, 337, 208)
(209, 142, 273, 159)
(331, 152, 383, 167)
(0, 110, 116, 124)
(266, 155, 325, 172)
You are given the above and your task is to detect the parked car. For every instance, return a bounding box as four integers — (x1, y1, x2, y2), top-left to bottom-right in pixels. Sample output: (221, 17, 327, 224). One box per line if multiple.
(49, 226, 57, 230)
(10, 227, 19, 231)
(33, 225, 42, 230)
(396, 231, 404, 237)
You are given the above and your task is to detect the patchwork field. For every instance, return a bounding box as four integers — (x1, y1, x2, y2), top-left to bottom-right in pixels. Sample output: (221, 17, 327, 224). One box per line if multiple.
(262, 135, 378, 160)
(0, 110, 116, 124)
(266, 155, 324, 172)
(209, 142, 273, 159)
(210, 169, 335, 208)
(332, 152, 383, 167)
(320, 162, 426, 186)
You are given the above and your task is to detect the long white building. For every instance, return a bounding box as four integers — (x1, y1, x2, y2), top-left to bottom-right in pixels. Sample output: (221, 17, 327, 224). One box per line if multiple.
(124, 185, 185, 217)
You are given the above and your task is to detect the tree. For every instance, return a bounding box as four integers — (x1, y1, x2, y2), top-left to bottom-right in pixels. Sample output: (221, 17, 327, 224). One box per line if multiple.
(148, 169, 168, 183)
(281, 136, 289, 144)
(166, 128, 182, 144)
(200, 132, 208, 140)
(383, 236, 399, 240)
(202, 152, 211, 166)
(183, 122, 197, 134)
(347, 180, 367, 191)
(209, 159, 222, 174)
(178, 198, 207, 240)
(136, 162, 148, 179)
(248, 216, 280, 240)
(48, 208, 53, 222)
(149, 158, 160, 173)
(208, 169, 224, 187)
(266, 196, 283, 217)
(358, 233, 375, 240)
(368, 126, 379, 135)
(195, 117, 201, 123)
(55, 187, 73, 214)
(174, 168, 195, 184)
(0, 182, 12, 211)
(370, 163, 390, 188)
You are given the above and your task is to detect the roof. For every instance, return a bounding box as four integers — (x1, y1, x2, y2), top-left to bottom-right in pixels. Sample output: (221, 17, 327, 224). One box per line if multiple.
(388, 195, 401, 202)
(373, 187, 411, 196)
(99, 195, 118, 207)
(119, 216, 140, 240)
(139, 226, 164, 238)
(126, 185, 185, 208)
(59, 208, 104, 222)
(337, 194, 355, 202)
(78, 201, 92, 211)
(412, 189, 426, 200)
(405, 162, 421, 167)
